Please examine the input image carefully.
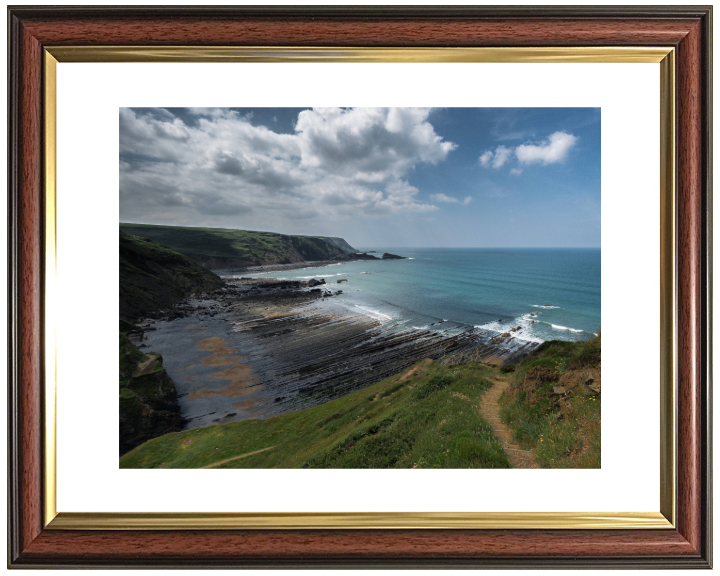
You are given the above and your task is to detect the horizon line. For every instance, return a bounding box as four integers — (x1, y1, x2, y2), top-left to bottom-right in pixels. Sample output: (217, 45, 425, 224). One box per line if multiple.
(119, 222, 599, 249)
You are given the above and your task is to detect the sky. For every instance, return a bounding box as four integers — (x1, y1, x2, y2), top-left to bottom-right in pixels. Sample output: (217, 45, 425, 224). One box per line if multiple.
(120, 107, 600, 248)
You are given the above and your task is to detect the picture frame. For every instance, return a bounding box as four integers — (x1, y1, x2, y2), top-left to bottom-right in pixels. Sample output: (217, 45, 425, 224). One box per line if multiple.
(7, 5, 711, 568)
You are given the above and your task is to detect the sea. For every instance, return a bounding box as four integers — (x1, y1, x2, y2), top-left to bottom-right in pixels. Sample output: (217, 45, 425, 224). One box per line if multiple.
(224, 248, 600, 344)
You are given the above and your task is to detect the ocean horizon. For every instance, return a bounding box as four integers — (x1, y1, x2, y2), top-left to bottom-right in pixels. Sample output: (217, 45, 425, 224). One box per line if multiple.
(225, 247, 601, 344)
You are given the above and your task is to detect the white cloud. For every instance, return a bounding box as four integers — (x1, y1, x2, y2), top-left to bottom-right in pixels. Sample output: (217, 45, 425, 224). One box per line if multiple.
(120, 107, 457, 226)
(492, 146, 512, 168)
(479, 132, 577, 172)
(516, 131, 577, 165)
(431, 193, 472, 205)
(479, 150, 493, 167)
(478, 145, 512, 169)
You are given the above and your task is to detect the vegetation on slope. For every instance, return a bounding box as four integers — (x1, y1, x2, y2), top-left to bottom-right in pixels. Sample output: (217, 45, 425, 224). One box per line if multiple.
(498, 335, 601, 468)
(119, 223, 356, 267)
(120, 360, 511, 469)
(120, 231, 224, 320)
(119, 331, 183, 455)
(309, 236, 357, 254)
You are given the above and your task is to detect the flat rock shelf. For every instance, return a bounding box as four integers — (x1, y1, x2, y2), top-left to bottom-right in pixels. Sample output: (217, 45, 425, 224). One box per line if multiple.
(133, 279, 539, 430)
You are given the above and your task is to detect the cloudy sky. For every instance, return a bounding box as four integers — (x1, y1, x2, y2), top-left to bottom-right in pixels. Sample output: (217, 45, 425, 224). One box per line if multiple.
(120, 107, 600, 248)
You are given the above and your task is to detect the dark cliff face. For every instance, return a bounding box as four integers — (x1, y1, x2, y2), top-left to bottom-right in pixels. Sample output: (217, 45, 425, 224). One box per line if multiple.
(288, 235, 346, 261)
(120, 231, 224, 320)
(119, 332, 183, 455)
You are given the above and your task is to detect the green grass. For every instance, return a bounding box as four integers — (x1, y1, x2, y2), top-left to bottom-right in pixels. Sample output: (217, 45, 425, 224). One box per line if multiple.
(119, 223, 355, 262)
(120, 361, 511, 469)
(499, 335, 601, 468)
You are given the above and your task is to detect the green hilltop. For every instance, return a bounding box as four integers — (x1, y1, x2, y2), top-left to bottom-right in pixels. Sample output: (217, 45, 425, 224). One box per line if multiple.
(119, 223, 357, 269)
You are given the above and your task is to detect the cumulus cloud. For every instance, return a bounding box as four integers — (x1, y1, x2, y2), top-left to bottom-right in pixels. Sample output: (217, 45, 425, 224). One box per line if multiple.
(479, 131, 577, 173)
(478, 145, 512, 168)
(430, 193, 472, 205)
(516, 131, 577, 165)
(119, 107, 456, 227)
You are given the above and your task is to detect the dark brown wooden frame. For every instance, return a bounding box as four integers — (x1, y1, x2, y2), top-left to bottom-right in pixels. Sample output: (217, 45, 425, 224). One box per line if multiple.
(8, 5, 711, 568)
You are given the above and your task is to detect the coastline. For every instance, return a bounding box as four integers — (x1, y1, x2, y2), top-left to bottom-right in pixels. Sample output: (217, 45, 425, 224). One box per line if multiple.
(217, 259, 346, 275)
(130, 276, 541, 431)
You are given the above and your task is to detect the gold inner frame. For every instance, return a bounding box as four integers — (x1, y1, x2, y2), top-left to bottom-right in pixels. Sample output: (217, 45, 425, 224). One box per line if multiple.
(43, 46, 676, 530)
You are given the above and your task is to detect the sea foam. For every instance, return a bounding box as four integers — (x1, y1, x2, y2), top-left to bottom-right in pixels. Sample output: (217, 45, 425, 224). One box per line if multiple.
(353, 304, 392, 322)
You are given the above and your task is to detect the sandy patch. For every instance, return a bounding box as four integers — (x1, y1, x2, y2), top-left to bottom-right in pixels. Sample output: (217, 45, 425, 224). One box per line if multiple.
(187, 336, 260, 400)
(189, 378, 260, 401)
(194, 337, 238, 367)
(233, 398, 258, 410)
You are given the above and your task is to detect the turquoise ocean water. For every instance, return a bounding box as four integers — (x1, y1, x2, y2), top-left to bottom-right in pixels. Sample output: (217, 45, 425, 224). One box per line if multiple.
(228, 248, 600, 344)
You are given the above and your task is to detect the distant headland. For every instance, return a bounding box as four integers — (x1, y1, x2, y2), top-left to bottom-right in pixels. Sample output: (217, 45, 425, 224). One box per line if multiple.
(119, 222, 371, 271)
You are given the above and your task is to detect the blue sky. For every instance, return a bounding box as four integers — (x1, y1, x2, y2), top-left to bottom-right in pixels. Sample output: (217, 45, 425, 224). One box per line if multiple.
(120, 107, 600, 247)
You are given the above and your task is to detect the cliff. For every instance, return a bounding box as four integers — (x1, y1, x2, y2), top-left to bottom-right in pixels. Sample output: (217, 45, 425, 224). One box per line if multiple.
(120, 231, 224, 320)
(119, 332, 184, 455)
(309, 236, 357, 254)
(119, 223, 358, 270)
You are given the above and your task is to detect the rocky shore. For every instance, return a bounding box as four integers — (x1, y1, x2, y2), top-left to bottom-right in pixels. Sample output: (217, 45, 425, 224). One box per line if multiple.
(219, 260, 346, 275)
(127, 276, 540, 431)
(217, 251, 390, 275)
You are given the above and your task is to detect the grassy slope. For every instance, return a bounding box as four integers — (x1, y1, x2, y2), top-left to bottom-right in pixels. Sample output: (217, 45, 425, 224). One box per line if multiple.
(119, 223, 355, 262)
(120, 360, 511, 469)
(498, 336, 601, 468)
(120, 231, 224, 319)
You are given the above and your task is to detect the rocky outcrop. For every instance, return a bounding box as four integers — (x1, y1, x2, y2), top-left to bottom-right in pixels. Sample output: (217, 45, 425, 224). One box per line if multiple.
(382, 253, 407, 260)
(522, 365, 560, 395)
(557, 368, 601, 396)
(508, 336, 601, 407)
(348, 252, 380, 261)
(119, 331, 183, 455)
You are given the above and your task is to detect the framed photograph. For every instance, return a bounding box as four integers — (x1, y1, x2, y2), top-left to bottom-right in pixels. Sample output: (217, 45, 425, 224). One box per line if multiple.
(8, 6, 711, 568)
